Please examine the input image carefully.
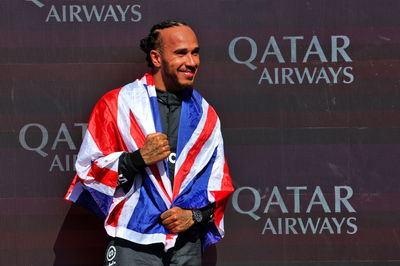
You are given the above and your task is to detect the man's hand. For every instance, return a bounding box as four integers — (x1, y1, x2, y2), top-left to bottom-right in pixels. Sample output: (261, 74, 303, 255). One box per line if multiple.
(160, 207, 194, 234)
(140, 133, 171, 165)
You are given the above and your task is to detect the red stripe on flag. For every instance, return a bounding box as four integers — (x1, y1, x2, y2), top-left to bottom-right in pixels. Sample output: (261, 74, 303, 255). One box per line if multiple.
(149, 165, 172, 203)
(88, 88, 128, 154)
(172, 106, 218, 199)
(129, 111, 145, 147)
(87, 162, 119, 188)
(106, 198, 127, 227)
(64, 174, 80, 201)
(144, 72, 155, 85)
(129, 111, 171, 203)
(213, 158, 234, 227)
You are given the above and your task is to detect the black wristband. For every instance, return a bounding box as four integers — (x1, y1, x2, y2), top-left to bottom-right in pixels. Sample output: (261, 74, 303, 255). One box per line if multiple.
(192, 202, 216, 224)
(200, 202, 216, 223)
(126, 150, 147, 169)
(117, 150, 147, 187)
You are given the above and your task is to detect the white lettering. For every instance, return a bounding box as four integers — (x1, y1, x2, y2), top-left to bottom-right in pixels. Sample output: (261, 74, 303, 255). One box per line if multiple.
(286, 186, 307, 213)
(262, 218, 277, 234)
(303, 36, 328, 63)
(281, 67, 295, 84)
(52, 123, 76, 150)
(264, 186, 288, 213)
(343, 66, 354, 84)
(232, 186, 261, 220)
(130, 5, 142, 22)
(228, 37, 257, 70)
(328, 66, 342, 83)
(49, 154, 64, 172)
(74, 123, 88, 139)
(285, 218, 298, 234)
(331, 35, 352, 62)
(19, 123, 48, 157)
(261, 36, 285, 63)
(104, 5, 118, 22)
(82, 5, 105, 22)
(319, 217, 335, 234)
(331, 217, 346, 234)
(335, 186, 356, 212)
(283, 36, 304, 63)
(315, 67, 331, 84)
(116, 5, 130, 22)
(346, 217, 358, 234)
(45, 4, 142, 23)
(258, 67, 273, 84)
(70, 5, 83, 22)
(46, 5, 61, 22)
(306, 186, 331, 213)
(298, 217, 320, 234)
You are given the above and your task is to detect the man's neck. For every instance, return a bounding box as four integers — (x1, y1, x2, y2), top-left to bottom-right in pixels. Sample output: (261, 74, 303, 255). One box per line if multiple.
(152, 69, 167, 92)
(152, 69, 183, 94)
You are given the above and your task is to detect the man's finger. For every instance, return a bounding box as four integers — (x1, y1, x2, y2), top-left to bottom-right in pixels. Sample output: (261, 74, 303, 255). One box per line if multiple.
(146, 132, 167, 143)
(160, 140, 169, 146)
(161, 215, 177, 226)
(163, 145, 171, 152)
(160, 210, 173, 220)
(151, 132, 168, 139)
(166, 223, 180, 232)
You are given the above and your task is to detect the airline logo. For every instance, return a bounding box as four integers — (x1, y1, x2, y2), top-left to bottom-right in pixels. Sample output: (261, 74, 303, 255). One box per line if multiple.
(25, 0, 142, 23)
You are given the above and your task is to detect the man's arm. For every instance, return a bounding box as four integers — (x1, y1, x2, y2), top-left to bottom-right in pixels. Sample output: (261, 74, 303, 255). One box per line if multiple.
(118, 132, 171, 186)
(119, 132, 216, 234)
(117, 150, 146, 186)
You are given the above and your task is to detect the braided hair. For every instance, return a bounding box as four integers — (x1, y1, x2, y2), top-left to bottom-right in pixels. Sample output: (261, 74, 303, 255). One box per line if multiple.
(140, 20, 188, 67)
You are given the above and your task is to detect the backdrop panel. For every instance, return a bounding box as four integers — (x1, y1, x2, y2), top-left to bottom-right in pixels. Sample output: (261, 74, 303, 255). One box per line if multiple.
(1, 0, 400, 265)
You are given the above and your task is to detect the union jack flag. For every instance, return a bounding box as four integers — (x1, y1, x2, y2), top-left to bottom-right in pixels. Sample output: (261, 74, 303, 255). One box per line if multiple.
(65, 73, 234, 250)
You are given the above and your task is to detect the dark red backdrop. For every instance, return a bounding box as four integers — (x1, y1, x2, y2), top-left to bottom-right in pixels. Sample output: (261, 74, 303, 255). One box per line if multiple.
(2, 0, 400, 265)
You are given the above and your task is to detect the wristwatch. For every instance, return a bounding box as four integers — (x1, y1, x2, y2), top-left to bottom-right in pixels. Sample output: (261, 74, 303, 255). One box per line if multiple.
(192, 209, 203, 224)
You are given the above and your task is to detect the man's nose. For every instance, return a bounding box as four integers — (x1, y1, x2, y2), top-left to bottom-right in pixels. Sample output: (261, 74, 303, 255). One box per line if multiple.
(185, 54, 198, 67)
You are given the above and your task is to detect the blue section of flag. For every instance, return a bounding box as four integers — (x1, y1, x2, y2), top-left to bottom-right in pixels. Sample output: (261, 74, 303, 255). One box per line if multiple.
(79, 187, 113, 219)
(172, 147, 218, 209)
(76, 188, 107, 220)
(146, 88, 170, 179)
(200, 222, 222, 251)
(176, 89, 203, 159)
(147, 93, 163, 133)
(126, 172, 169, 234)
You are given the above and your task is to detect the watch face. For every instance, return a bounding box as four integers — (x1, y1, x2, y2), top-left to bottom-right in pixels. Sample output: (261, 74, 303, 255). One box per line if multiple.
(193, 210, 203, 223)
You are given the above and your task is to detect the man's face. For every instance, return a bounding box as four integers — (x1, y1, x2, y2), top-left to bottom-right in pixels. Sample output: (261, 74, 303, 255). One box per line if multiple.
(157, 26, 200, 91)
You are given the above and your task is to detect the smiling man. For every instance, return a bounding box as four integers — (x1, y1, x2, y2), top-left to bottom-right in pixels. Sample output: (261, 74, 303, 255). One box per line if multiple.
(65, 20, 234, 266)
(151, 24, 200, 92)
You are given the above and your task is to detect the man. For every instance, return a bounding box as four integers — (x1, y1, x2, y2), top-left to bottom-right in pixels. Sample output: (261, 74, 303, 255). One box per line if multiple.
(65, 20, 234, 265)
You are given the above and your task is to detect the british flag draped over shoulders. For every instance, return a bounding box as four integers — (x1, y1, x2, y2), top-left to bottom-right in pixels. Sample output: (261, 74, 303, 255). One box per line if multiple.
(65, 73, 234, 250)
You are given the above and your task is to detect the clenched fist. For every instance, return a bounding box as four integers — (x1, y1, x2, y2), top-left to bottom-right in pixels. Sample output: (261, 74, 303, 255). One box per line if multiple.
(160, 207, 194, 234)
(140, 133, 171, 165)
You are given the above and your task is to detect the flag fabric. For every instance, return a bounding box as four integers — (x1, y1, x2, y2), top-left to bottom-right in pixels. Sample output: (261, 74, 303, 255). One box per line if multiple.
(65, 73, 234, 250)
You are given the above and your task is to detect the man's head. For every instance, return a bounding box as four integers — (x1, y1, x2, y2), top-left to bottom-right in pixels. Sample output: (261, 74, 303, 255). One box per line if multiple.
(140, 20, 200, 92)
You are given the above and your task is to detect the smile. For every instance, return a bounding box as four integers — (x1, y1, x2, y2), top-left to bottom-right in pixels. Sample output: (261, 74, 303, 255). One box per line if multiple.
(181, 70, 195, 79)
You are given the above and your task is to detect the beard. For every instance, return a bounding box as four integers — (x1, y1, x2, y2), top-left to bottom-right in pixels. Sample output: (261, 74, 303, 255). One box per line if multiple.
(161, 60, 195, 92)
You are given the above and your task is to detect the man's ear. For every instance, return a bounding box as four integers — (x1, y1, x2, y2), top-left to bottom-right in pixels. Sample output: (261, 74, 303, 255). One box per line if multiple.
(150, 50, 162, 68)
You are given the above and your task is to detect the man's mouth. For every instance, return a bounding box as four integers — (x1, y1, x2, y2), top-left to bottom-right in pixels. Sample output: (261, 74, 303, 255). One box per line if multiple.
(183, 71, 194, 78)
(180, 68, 196, 79)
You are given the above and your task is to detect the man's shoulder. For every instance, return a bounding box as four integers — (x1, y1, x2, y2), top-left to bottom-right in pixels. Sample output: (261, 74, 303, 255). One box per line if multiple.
(98, 79, 142, 103)
(97, 88, 122, 105)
